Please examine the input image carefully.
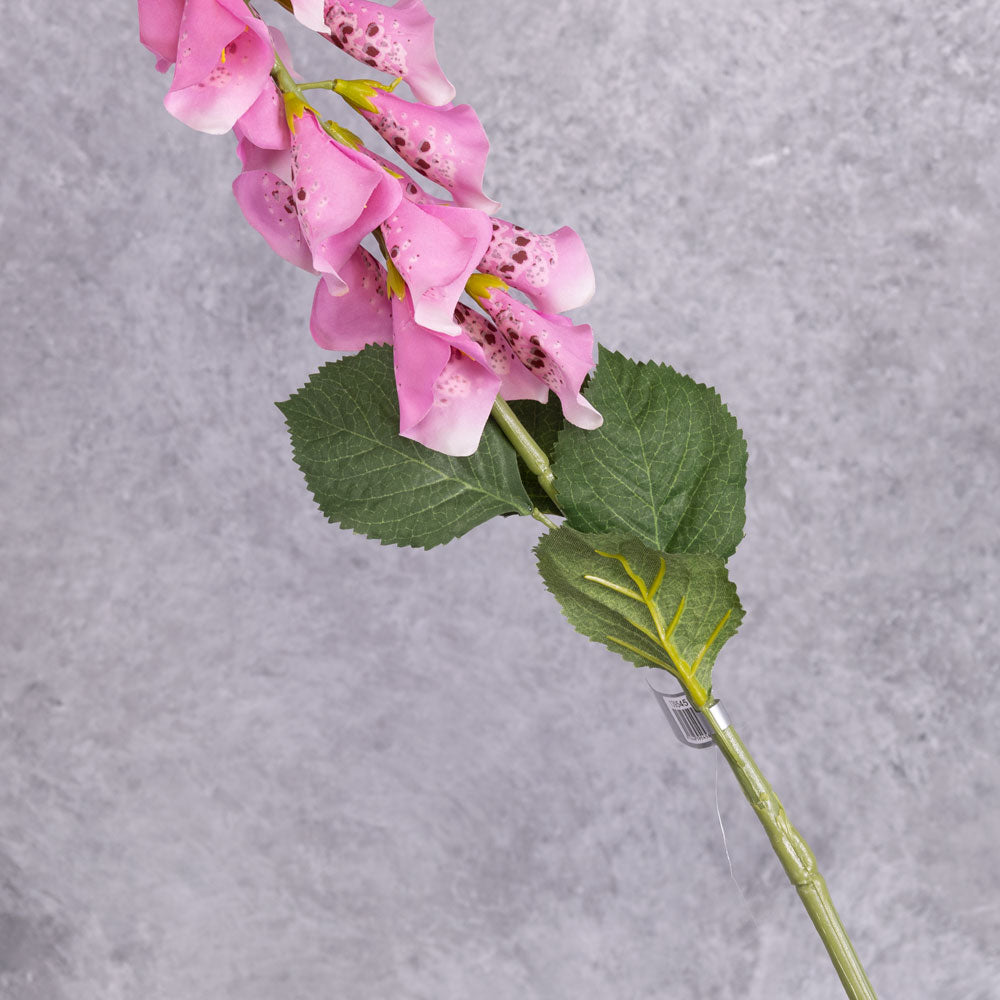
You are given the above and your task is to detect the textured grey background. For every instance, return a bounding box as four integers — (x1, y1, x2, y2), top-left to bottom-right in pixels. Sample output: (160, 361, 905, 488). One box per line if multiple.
(3, 1, 1000, 998)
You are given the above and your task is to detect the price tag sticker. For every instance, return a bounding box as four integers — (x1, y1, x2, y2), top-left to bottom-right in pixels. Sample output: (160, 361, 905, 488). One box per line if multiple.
(647, 679, 730, 750)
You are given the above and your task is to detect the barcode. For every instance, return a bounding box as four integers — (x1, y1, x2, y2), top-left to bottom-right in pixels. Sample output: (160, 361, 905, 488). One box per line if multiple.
(650, 688, 715, 749)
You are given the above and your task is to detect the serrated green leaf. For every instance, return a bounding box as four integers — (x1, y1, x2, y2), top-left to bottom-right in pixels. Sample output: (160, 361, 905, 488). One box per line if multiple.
(276, 345, 532, 549)
(536, 526, 743, 703)
(507, 395, 566, 515)
(553, 347, 747, 559)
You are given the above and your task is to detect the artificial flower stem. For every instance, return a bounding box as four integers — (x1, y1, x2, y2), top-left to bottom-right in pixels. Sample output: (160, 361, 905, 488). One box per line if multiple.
(270, 50, 299, 101)
(531, 508, 559, 531)
(489, 397, 561, 510)
(700, 706, 878, 1000)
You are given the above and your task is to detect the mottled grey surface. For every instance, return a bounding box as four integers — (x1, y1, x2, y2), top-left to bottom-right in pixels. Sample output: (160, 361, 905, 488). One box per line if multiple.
(3, 1, 1000, 998)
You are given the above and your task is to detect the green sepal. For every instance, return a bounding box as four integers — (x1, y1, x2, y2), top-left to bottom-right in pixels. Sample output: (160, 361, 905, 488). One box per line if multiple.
(553, 346, 747, 559)
(535, 526, 743, 704)
(276, 345, 532, 549)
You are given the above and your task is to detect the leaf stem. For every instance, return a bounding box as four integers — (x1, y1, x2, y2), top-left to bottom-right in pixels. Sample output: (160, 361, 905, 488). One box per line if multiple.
(490, 397, 561, 512)
(700, 706, 879, 1000)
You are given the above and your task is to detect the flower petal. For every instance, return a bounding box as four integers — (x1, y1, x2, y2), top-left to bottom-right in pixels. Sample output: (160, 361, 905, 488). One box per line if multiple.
(310, 249, 393, 351)
(479, 220, 595, 314)
(290, 113, 403, 293)
(235, 136, 292, 176)
(452, 302, 548, 403)
(323, 0, 455, 106)
(391, 294, 451, 433)
(393, 296, 499, 456)
(290, 0, 327, 33)
(476, 289, 602, 429)
(234, 79, 289, 151)
(358, 92, 499, 212)
(138, 0, 185, 71)
(164, 0, 274, 134)
(359, 147, 449, 206)
(380, 200, 491, 334)
(232, 170, 315, 272)
(405, 347, 501, 455)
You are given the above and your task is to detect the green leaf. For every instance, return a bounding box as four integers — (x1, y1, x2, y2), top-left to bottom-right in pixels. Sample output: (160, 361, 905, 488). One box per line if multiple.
(553, 347, 747, 559)
(507, 395, 566, 515)
(536, 526, 743, 703)
(276, 345, 532, 549)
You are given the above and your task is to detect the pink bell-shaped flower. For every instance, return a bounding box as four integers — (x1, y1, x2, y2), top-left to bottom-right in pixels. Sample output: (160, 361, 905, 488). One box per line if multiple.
(470, 282, 602, 430)
(158, 0, 276, 135)
(232, 167, 315, 272)
(452, 302, 548, 404)
(290, 110, 403, 293)
(392, 293, 500, 456)
(233, 110, 403, 289)
(290, 0, 454, 106)
(234, 78, 290, 155)
(138, 0, 185, 72)
(310, 248, 393, 351)
(341, 82, 499, 213)
(379, 198, 492, 335)
(478, 219, 595, 315)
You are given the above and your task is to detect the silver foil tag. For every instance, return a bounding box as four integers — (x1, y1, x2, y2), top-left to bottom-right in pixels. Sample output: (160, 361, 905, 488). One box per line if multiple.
(648, 681, 715, 749)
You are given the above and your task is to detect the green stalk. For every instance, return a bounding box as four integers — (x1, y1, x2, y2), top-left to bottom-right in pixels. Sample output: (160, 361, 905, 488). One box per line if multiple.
(700, 704, 878, 1000)
(489, 397, 561, 510)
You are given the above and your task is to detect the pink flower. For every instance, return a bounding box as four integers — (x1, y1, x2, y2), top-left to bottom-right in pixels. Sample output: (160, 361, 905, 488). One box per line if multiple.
(233, 110, 402, 292)
(149, 0, 276, 134)
(232, 169, 315, 272)
(359, 147, 449, 207)
(346, 84, 499, 213)
(291, 0, 454, 106)
(392, 293, 501, 456)
(470, 284, 602, 430)
(138, 0, 185, 72)
(291, 112, 403, 293)
(308, 256, 527, 455)
(310, 254, 549, 406)
(309, 254, 602, 453)
(379, 198, 492, 334)
(289, 0, 328, 33)
(478, 219, 595, 315)
(310, 248, 392, 351)
(231, 28, 295, 171)
(452, 302, 549, 404)
(234, 78, 290, 158)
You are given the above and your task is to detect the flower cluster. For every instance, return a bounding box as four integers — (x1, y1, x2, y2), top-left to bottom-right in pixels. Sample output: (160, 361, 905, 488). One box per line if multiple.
(139, 0, 601, 455)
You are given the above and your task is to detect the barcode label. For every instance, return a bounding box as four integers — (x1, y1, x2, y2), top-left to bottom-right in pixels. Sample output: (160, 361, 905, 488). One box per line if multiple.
(649, 686, 715, 749)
